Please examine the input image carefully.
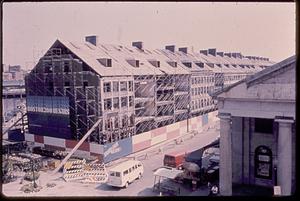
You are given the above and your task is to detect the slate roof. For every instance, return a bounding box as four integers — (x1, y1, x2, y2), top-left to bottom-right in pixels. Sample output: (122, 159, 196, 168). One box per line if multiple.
(43, 38, 275, 78)
(211, 55, 296, 97)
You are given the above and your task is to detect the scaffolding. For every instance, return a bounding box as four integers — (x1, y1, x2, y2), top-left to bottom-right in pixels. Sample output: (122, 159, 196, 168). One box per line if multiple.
(25, 43, 272, 146)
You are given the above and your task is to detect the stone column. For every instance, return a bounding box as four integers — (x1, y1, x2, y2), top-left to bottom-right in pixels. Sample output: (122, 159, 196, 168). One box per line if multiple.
(218, 113, 232, 195)
(275, 118, 293, 195)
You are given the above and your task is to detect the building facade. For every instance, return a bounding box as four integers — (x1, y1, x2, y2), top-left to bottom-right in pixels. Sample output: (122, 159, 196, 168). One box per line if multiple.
(24, 36, 274, 162)
(213, 55, 296, 195)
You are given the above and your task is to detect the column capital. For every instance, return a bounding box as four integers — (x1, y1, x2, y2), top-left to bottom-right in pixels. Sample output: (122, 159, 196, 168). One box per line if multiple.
(218, 112, 231, 120)
(275, 117, 294, 124)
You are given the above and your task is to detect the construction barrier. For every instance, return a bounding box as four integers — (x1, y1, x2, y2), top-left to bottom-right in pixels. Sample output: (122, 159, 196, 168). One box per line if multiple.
(63, 159, 86, 182)
(26, 111, 219, 164)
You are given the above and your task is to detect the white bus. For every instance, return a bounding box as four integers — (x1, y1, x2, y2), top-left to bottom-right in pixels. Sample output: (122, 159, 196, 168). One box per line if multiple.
(107, 160, 144, 188)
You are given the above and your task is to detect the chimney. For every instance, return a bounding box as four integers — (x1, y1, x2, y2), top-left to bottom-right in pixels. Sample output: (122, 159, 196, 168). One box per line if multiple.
(85, 35, 98, 46)
(200, 50, 208, 56)
(165, 45, 175, 53)
(208, 48, 217, 56)
(132, 41, 143, 50)
(178, 47, 188, 54)
(217, 52, 224, 57)
(224, 53, 232, 58)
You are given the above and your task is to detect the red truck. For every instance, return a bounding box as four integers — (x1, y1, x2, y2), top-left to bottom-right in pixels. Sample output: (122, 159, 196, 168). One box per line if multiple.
(163, 150, 188, 169)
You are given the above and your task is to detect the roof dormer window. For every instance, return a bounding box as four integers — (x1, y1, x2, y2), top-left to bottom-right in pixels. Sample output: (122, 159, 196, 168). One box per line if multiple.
(127, 59, 140, 67)
(216, 64, 222, 68)
(182, 62, 192, 68)
(195, 62, 204, 68)
(97, 58, 112, 67)
(206, 63, 214, 68)
(149, 60, 160, 68)
(167, 61, 177, 68)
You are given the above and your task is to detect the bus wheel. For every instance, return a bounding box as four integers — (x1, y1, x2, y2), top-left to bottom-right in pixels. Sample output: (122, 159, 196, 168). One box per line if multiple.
(125, 182, 129, 188)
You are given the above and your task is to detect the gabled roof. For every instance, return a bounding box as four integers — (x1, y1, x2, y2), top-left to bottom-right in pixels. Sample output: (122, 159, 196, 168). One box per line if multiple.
(211, 55, 296, 98)
(41, 38, 275, 78)
(50, 39, 191, 77)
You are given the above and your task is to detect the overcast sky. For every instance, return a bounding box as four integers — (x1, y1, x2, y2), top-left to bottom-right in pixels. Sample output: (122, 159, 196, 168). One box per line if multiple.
(3, 2, 295, 70)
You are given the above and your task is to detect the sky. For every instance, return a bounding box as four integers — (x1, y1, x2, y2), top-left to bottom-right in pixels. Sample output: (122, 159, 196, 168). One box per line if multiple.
(2, 2, 295, 70)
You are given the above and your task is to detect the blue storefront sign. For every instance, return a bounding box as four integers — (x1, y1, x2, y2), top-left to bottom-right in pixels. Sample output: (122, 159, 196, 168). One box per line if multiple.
(103, 137, 133, 163)
(26, 96, 72, 139)
(202, 113, 208, 125)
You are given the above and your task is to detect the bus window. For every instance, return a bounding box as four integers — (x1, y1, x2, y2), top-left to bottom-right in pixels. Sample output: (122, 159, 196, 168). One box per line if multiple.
(116, 172, 120, 177)
(138, 163, 141, 167)
(110, 172, 115, 176)
(124, 170, 128, 175)
(135, 165, 138, 169)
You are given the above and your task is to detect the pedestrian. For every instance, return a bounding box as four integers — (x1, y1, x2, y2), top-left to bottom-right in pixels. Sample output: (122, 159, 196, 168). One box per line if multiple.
(209, 184, 219, 196)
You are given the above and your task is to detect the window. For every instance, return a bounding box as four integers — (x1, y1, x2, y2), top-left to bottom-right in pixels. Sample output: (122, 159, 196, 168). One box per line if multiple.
(113, 81, 119, 92)
(113, 97, 119, 109)
(104, 82, 111, 92)
(192, 88, 194, 96)
(115, 172, 120, 177)
(104, 99, 112, 110)
(129, 96, 133, 107)
(105, 118, 112, 131)
(122, 115, 128, 127)
(196, 62, 204, 68)
(97, 58, 112, 67)
(121, 97, 128, 107)
(254, 118, 273, 134)
(167, 61, 177, 68)
(130, 115, 134, 126)
(123, 170, 128, 175)
(192, 78, 195, 85)
(136, 60, 140, 67)
(114, 116, 119, 129)
(128, 81, 133, 91)
(182, 62, 192, 68)
(120, 81, 127, 91)
(64, 62, 70, 72)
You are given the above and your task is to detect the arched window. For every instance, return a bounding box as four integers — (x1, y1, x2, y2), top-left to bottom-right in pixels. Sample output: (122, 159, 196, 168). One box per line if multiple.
(255, 145, 272, 180)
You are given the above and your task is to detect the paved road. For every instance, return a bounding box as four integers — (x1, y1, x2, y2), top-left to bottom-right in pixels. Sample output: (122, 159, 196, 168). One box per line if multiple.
(2, 120, 220, 197)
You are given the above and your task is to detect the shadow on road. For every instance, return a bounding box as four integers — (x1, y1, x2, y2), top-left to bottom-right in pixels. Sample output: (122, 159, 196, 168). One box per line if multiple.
(95, 183, 122, 191)
(137, 187, 158, 196)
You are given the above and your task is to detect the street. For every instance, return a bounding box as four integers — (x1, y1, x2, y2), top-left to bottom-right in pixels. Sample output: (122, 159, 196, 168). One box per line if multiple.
(2, 120, 220, 197)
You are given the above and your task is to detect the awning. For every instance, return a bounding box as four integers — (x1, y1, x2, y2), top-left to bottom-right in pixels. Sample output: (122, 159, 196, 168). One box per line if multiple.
(153, 167, 184, 179)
